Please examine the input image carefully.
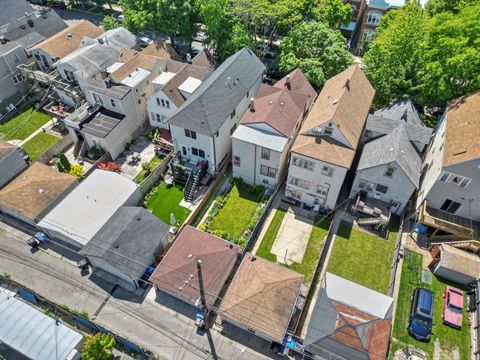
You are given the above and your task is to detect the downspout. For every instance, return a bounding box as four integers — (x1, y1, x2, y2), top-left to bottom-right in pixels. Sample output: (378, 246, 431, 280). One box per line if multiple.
(254, 145, 257, 184)
(212, 135, 217, 174)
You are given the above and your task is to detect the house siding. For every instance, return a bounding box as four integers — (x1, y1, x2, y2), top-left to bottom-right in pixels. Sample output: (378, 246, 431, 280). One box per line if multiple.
(0, 149, 27, 189)
(146, 89, 178, 128)
(0, 46, 28, 114)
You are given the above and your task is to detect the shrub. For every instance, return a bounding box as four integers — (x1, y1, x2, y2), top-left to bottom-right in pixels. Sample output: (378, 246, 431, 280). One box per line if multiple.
(98, 161, 121, 173)
(57, 153, 71, 172)
(69, 165, 85, 180)
(82, 333, 115, 360)
(141, 162, 152, 174)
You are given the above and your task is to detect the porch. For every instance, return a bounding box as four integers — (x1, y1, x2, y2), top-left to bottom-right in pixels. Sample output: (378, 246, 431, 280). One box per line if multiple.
(350, 192, 391, 235)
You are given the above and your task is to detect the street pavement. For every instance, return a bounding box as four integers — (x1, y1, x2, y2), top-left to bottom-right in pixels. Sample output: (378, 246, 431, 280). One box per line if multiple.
(0, 222, 276, 360)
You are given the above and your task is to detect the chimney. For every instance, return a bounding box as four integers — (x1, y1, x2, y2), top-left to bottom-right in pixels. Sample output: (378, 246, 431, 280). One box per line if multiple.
(285, 74, 291, 90)
(344, 79, 350, 91)
(250, 97, 255, 112)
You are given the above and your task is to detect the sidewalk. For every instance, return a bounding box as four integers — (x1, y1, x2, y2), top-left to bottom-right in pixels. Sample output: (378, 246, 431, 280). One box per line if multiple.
(0, 224, 271, 360)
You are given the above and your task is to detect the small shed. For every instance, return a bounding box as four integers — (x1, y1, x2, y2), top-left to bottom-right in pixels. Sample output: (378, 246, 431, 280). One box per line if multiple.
(430, 244, 480, 285)
(0, 292, 83, 360)
(80, 206, 170, 290)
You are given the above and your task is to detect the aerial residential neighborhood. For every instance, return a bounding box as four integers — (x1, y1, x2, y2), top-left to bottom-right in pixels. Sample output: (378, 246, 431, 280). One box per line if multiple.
(0, 0, 478, 359)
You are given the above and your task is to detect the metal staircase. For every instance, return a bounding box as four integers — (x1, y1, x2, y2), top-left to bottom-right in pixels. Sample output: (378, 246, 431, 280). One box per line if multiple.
(357, 216, 388, 226)
(184, 172, 200, 202)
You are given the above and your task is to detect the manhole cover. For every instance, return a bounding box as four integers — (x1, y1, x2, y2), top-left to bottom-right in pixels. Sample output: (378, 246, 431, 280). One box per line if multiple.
(421, 270, 432, 284)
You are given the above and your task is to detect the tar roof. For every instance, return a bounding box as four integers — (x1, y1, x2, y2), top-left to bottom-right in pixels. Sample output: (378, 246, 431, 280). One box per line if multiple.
(38, 170, 138, 246)
(82, 108, 125, 138)
(32, 20, 104, 58)
(0, 162, 76, 221)
(161, 64, 209, 107)
(0, 292, 83, 360)
(291, 65, 375, 168)
(219, 253, 303, 342)
(240, 69, 316, 137)
(0, 140, 17, 160)
(304, 273, 393, 360)
(443, 91, 480, 166)
(167, 47, 266, 136)
(358, 123, 421, 187)
(438, 244, 480, 279)
(80, 206, 169, 279)
(142, 40, 182, 61)
(150, 225, 239, 306)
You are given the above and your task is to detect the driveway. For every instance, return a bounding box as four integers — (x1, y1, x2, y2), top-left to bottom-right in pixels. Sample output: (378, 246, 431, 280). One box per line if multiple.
(271, 209, 313, 265)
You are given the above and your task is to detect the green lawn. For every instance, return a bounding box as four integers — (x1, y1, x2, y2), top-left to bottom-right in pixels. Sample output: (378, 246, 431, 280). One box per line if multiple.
(326, 222, 397, 294)
(22, 132, 60, 161)
(208, 183, 264, 244)
(0, 108, 51, 140)
(191, 174, 228, 227)
(133, 155, 165, 184)
(390, 250, 471, 360)
(255, 210, 330, 283)
(145, 183, 191, 225)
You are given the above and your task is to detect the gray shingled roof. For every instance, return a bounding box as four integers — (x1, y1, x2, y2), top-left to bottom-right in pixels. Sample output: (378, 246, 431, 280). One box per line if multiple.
(358, 124, 421, 187)
(167, 47, 266, 136)
(374, 98, 424, 126)
(365, 114, 433, 146)
(0, 0, 35, 25)
(80, 206, 170, 280)
(95, 27, 136, 50)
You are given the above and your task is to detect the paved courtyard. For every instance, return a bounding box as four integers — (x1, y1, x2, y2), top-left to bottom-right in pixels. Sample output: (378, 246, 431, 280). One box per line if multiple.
(115, 136, 156, 180)
(271, 209, 313, 264)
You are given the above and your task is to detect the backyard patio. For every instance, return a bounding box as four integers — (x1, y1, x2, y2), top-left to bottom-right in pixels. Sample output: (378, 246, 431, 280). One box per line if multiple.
(145, 182, 191, 226)
(389, 250, 471, 360)
(326, 220, 399, 294)
(199, 179, 267, 248)
(0, 107, 52, 141)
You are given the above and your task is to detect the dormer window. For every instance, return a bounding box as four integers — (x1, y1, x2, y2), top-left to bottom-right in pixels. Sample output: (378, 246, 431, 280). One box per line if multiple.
(324, 127, 333, 135)
(385, 166, 395, 178)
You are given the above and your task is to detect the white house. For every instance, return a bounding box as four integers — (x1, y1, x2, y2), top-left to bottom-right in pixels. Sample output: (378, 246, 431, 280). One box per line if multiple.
(416, 91, 480, 243)
(285, 65, 375, 210)
(38, 169, 141, 249)
(167, 47, 266, 174)
(231, 69, 316, 188)
(350, 123, 421, 215)
(147, 63, 211, 128)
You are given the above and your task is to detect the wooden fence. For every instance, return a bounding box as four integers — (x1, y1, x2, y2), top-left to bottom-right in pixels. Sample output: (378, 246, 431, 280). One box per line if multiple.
(138, 152, 174, 196)
(35, 135, 74, 165)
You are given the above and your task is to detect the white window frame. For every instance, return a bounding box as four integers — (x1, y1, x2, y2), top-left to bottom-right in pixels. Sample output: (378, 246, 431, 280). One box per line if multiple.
(261, 147, 270, 160)
(289, 176, 310, 190)
(260, 165, 277, 178)
(91, 92, 104, 106)
(321, 165, 334, 177)
(385, 166, 395, 178)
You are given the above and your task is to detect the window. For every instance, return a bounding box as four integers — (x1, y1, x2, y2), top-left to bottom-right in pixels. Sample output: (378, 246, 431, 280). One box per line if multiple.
(289, 176, 310, 190)
(155, 113, 163, 123)
(359, 179, 375, 192)
(290, 190, 302, 200)
(440, 172, 471, 188)
(385, 166, 395, 178)
(231, 108, 236, 119)
(182, 146, 187, 156)
(324, 126, 333, 135)
(364, 129, 372, 138)
(34, 53, 40, 60)
(317, 184, 329, 196)
(161, 99, 165, 107)
(261, 147, 270, 160)
(192, 147, 205, 158)
(246, 90, 249, 98)
(321, 166, 334, 177)
(166, 100, 170, 109)
(292, 156, 315, 171)
(261, 165, 277, 178)
(376, 184, 388, 194)
(185, 129, 197, 139)
(156, 98, 161, 106)
(362, 30, 377, 45)
(440, 199, 462, 214)
(64, 70, 74, 82)
(92, 92, 104, 105)
(11, 74, 22, 85)
(230, 123, 237, 135)
(110, 99, 116, 107)
(366, 11, 382, 25)
(233, 155, 240, 167)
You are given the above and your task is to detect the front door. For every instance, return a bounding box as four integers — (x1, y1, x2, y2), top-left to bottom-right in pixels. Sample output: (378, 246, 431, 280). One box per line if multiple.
(182, 146, 187, 156)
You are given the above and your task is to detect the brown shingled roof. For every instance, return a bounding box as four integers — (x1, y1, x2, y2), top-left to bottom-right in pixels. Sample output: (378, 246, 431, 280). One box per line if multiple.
(443, 91, 480, 166)
(291, 65, 375, 168)
(32, 20, 103, 58)
(0, 162, 77, 221)
(161, 65, 209, 108)
(192, 50, 217, 70)
(219, 253, 303, 342)
(142, 40, 181, 61)
(149, 226, 239, 306)
(0, 140, 17, 160)
(240, 70, 316, 137)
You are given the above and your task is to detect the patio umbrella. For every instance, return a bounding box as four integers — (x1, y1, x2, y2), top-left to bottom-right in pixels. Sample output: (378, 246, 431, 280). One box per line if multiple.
(170, 213, 177, 226)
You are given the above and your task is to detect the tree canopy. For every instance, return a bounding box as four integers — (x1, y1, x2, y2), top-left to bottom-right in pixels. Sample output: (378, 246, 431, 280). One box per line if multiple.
(364, 1, 480, 108)
(310, 0, 352, 30)
(82, 333, 115, 360)
(279, 21, 352, 88)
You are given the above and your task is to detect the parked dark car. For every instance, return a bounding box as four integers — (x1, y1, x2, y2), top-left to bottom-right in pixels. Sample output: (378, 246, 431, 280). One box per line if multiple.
(408, 288, 434, 341)
(48, 1, 66, 9)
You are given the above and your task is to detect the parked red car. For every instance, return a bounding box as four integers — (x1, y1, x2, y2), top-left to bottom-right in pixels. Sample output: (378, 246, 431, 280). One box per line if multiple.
(443, 286, 464, 328)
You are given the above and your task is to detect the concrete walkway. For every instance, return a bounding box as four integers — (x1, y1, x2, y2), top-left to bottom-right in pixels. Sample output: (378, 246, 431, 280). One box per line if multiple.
(11, 121, 54, 147)
(271, 209, 313, 265)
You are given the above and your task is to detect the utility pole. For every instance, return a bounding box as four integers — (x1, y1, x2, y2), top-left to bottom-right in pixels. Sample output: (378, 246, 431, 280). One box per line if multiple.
(197, 260, 209, 329)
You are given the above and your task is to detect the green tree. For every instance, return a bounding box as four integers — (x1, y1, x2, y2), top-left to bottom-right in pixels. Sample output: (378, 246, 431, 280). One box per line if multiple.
(279, 21, 352, 88)
(420, 3, 480, 106)
(57, 153, 71, 173)
(311, 0, 352, 30)
(425, 0, 479, 15)
(69, 165, 85, 180)
(363, 2, 428, 108)
(100, 15, 118, 30)
(121, 0, 198, 40)
(82, 333, 115, 360)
